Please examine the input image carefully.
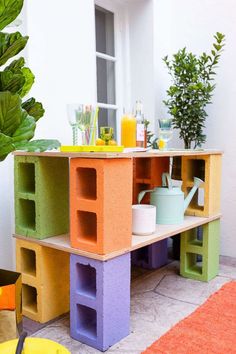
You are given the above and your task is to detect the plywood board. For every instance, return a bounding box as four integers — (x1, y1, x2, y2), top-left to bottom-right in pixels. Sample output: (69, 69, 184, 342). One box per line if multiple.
(14, 214, 221, 261)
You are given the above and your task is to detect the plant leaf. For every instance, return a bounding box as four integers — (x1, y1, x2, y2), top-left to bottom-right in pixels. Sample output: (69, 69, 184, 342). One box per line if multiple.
(0, 0, 23, 30)
(0, 91, 22, 135)
(22, 97, 45, 121)
(0, 132, 14, 161)
(14, 139, 61, 152)
(0, 32, 28, 66)
(12, 111, 36, 142)
(19, 67, 35, 97)
(5, 56, 25, 71)
(0, 69, 25, 93)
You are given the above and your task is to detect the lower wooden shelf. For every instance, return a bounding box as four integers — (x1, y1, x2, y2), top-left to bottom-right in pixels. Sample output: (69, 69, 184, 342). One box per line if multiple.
(14, 214, 221, 261)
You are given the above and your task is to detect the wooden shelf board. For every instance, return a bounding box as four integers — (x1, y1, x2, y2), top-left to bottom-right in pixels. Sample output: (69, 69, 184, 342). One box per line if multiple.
(131, 214, 221, 251)
(135, 178, 152, 184)
(13, 214, 221, 261)
(13, 149, 223, 159)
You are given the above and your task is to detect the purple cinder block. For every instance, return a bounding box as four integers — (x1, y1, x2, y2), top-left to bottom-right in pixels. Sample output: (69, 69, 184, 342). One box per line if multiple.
(131, 239, 168, 269)
(70, 253, 130, 351)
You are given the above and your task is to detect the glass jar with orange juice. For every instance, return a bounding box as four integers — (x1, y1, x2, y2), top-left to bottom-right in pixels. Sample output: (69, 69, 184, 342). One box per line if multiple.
(121, 114, 136, 147)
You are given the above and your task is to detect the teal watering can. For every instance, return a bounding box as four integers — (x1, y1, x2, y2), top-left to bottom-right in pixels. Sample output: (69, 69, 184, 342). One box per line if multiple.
(138, 173, 203, 225)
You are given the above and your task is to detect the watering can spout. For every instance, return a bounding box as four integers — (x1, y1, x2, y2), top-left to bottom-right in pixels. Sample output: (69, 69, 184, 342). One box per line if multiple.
(138, 189, 154, 204)
(183, 177, 204, 212)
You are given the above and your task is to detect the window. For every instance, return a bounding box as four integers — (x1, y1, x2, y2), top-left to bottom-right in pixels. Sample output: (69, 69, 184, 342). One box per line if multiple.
(95, 5, 119, 139)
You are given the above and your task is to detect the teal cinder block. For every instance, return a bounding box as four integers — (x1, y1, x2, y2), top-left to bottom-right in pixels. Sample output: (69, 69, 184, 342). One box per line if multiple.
(180, 219, 220, 282)
(15, 156, 69, 239)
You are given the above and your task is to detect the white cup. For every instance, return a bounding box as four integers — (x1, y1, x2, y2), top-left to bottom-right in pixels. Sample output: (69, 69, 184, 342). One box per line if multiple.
(132, 204, 156, 236)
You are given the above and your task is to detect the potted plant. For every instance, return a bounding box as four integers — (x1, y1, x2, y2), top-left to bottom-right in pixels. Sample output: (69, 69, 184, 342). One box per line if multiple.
(0, 0, 60, 161)
(163, 32, 225, 149)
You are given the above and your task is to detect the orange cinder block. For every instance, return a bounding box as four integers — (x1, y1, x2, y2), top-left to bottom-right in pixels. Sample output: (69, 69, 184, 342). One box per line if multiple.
(70, 158, 133, 254)
(133, 157, 170, 204)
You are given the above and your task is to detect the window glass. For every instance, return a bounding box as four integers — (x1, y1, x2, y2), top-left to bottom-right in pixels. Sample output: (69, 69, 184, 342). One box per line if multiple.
(96, 57, 116, 105)
(95, 7, 115, 56)
(98, 108, 117, 137)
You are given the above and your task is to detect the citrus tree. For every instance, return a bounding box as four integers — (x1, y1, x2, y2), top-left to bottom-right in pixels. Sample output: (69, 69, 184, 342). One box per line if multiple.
(163, 32, 225, 149)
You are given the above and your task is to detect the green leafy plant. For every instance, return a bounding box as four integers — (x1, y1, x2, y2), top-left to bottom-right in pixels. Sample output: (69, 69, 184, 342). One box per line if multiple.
(163, 32, 225, 149)
(144, 119, 158, 149)
(0, 0, 60, 161)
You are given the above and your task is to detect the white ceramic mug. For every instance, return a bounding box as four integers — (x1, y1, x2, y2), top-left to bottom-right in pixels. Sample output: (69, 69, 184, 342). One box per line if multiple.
(132, 204, 156, 236)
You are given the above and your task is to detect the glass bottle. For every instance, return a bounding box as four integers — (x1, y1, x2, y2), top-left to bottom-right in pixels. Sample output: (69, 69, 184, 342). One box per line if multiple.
(135, 100, 145, 147)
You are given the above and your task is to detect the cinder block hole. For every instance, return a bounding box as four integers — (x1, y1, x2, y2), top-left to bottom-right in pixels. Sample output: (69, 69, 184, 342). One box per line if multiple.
(171, 156, 182, 180)
(77, 211, 97, 244)
(133, 247, 149, 264)
(76, 263, 96, 298)
(20, 248, 36, 276)
(18, 163, 35, 193)
(135, 183, 152, 204)
(186, 252, 203, 275)
(135, 158, 151, 179)
(18, 199, 36, 230)
(186, 159, 205, 181)
(187, 227, 203, 247)
(186, 187, 204, 211)
(22, 284, 38, 314)
(76, 304, 97, 340)
(76, 168, 97, 200)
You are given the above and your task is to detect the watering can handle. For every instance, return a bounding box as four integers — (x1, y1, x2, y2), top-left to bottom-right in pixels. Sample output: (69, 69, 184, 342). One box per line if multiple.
(138, 190, 154, 204)
(15, 331, 27, 354)
(162, 173, 172, 189)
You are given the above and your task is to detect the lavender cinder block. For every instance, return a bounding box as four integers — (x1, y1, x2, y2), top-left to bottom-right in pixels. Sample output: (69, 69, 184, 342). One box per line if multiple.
(131, 240, 168, 269)
(70, 253, 130, 351)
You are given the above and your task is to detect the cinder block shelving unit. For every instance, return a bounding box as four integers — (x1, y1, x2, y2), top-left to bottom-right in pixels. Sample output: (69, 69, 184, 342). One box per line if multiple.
(13, 149, 222, 352)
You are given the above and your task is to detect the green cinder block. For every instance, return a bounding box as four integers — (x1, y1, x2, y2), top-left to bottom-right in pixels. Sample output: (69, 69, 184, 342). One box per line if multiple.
(180, 219, 220, 281)
(15, 156, 69, 239)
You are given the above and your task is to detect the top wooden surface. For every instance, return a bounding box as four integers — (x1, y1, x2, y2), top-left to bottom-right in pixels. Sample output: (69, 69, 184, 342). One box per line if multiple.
(13, 149, 223, 159)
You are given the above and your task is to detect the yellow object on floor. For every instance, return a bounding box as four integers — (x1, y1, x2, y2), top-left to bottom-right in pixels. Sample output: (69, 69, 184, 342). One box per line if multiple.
(0, 337, 70, 354)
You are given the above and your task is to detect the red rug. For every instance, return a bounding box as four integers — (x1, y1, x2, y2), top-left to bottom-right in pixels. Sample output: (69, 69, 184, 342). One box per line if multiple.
(143, 281, 236, 354)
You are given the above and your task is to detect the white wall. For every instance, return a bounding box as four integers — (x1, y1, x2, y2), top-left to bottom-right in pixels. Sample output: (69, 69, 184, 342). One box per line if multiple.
(154, 0, 236, 257)
(126, 0, 156, 128)
(0, 157, 14, 269)
(26, 0, 97, 145)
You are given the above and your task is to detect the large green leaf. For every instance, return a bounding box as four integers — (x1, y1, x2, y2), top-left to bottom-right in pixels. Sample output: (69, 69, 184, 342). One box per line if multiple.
(0, 57, 34, 96)
(12, 111, 36, 142)
(0, 0, 23, 30)
(0, 91, 22, 135)
(22, 97, 45, 121)
(14, 139, 61, 152)
(5, 57, 25, 71)
(0, 69, 25, 93)
(0, 32, 28, 66)
(0, 132, 15, 160)
(19, 67, 35, 97)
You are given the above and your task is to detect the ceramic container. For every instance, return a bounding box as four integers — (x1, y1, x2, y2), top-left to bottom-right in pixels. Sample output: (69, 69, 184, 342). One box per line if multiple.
(132, 204, 156, 235)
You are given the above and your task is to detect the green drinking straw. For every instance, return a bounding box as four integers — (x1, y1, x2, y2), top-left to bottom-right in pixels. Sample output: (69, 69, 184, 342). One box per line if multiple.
(89, 107, 99, 145)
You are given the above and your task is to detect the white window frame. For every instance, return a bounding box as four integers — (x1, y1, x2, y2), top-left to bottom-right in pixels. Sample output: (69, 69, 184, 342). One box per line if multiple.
(95, 0, 127, 142)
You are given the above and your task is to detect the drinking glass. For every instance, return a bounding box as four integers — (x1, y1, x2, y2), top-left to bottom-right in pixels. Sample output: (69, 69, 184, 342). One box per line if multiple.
(100, 126, 113, 145)
(67, 104, 98, 146)
(67, 104, 83, 145)
(158, 118, 173, 150)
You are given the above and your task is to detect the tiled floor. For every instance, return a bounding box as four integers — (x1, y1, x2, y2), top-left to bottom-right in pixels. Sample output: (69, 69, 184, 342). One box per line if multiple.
(24, 256, 236, 354)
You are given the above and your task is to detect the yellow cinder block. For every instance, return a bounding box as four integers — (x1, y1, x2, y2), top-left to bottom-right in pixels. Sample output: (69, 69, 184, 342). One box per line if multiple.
(16, 239, 69, 323)
(182, 154, 222, 217)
